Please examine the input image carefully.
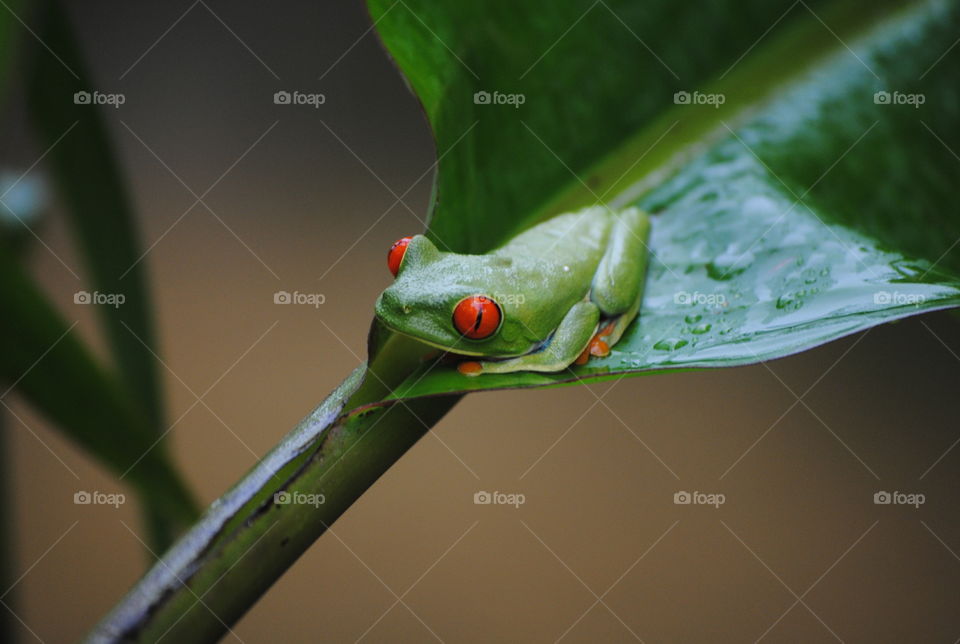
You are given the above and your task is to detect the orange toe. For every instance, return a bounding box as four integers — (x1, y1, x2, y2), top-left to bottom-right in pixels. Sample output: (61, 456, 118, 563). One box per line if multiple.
(457, 361, 483, 375)
(589, 337, 610, 357)
(577, 332, 611, 366)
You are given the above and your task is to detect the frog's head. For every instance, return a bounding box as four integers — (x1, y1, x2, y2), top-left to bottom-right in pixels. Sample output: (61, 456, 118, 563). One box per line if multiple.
(375, 235, 539, 357)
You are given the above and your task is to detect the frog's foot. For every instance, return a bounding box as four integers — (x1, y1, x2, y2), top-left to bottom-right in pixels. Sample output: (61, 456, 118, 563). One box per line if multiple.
(589, 336, 611, 357)
(574, 321, 617, 365)
(457, 361, 484, 376)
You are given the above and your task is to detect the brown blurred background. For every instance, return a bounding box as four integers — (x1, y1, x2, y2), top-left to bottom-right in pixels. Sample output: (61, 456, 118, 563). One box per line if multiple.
(2, 1, 960, 642)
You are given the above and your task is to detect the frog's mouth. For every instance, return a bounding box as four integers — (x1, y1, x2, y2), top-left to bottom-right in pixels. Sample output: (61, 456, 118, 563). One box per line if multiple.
(375, 317, 490, 357)
(375, 314, 544, 360)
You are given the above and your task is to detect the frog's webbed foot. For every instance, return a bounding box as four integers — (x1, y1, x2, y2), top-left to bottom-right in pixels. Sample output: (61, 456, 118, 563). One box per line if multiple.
(457, 360, 484, 376)
(575, 320, 617, 365)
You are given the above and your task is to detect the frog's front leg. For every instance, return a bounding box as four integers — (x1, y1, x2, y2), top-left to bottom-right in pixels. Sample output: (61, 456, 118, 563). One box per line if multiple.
(458, 301, 599, 376)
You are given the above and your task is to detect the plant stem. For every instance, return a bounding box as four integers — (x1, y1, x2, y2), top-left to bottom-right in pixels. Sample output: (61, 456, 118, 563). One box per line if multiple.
(88, 343, 459, 642)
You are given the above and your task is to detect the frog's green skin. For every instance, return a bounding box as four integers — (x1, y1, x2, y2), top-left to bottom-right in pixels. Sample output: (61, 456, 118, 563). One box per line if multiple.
(375, 206, 651, 375)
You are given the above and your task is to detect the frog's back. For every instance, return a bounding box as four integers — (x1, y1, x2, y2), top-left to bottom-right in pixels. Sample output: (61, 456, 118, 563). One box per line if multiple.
(493, 207, 612, 271)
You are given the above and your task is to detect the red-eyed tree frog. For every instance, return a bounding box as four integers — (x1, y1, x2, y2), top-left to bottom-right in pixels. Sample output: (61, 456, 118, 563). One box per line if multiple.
(375, 206, 651, 376)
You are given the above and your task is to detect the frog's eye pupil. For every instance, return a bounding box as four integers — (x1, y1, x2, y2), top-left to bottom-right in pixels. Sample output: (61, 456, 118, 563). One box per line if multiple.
(388, 237, 413, 276)
(453, 295, 501, 339)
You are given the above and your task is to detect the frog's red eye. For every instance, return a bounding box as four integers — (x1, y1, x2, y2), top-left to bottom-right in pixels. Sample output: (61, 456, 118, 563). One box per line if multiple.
(453, 295, 501, 339)
(388, 236, 413, 276)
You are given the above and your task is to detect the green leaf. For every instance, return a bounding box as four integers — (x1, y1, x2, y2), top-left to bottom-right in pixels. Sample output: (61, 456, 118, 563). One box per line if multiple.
(367, 0, 960, 398)
(0, 0, 20, 108)
(0, 416, 12, 644)
(24, 0, 191, 547)
(27, 0, 166, 431)
(0, 248, 196, 528)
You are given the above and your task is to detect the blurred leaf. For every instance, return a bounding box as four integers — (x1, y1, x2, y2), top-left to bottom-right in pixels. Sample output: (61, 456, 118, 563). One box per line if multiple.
(2, 8, 40, 642)
(0, 0, 20, 107)
(25, 0, 191, 546)
(0, 415, 12, 644)
(367, 0, 960, 398)
(27, 0, 165, 429)
(0, 0, 41, 260)
(0, 248, 196, 526)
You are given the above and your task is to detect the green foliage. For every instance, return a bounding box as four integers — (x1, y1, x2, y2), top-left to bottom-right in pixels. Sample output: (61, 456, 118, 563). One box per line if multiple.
(0, 0, 197, 551)
(28, 0, 166, 429)
(369, 0, 960, 397)
(30, 0, 960, 640)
